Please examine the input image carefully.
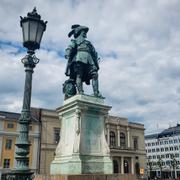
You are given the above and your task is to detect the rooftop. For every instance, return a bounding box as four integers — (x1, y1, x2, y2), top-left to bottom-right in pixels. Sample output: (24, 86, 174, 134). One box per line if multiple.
(145, 124, 180, 139)
(0, 108, 41, 122)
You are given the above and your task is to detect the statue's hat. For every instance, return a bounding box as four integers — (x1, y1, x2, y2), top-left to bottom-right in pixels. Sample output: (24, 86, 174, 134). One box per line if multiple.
(68, 24, 89, 38)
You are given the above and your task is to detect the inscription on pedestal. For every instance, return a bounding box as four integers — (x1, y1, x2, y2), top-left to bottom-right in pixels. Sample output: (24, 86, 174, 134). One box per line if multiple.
(82, 115, 102, 154)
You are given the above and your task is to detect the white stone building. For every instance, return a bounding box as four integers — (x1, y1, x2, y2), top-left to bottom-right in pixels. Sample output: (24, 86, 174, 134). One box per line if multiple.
(145, 124, 180, 179)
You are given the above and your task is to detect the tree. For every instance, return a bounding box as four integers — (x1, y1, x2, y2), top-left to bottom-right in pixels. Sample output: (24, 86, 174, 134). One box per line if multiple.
(170, 154, 178, 179)
(147, 157, 153, 179)
(156, 157, 164, 179)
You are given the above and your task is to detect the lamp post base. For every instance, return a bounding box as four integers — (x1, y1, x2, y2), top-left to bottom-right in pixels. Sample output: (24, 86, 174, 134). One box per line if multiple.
(6, 170, 34, 180)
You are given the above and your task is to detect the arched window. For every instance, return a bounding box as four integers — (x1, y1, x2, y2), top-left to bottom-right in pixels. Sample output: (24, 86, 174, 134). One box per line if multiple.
(110, 131, 116, 147)
(113, 160, 119, 173)
(120, 132, 126, 147)
(133, 137, 138, 150)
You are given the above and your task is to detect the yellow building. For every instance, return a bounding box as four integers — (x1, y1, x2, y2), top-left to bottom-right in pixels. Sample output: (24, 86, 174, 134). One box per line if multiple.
(38, 108, 59, 174)
(0, 110, 41, 177)
(105, 116, 146, 176)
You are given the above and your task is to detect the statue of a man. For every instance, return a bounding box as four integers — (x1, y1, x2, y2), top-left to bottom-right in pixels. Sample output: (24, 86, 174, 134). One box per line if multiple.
(64, 24, 102, 97)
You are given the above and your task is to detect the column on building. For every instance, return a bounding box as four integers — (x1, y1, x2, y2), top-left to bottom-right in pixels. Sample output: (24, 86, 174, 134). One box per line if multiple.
(117, 126, 120, 147)
(32, 137, 39, 173)
(121, 156, 124, 174)
(131, 157, 134, 174)
(127, 127, 130, 148)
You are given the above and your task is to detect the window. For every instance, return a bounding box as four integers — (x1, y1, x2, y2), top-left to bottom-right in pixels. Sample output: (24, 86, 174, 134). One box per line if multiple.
(7, 123, 14, 129)
(148, 149, 151, 153)
(135, 162, 140, 175)
(165, 147, 169, 151)
(161, 148, 164, 152)
(174, 146, 178, 151)
(110, 131, 116, 147)
(166, 154, 169, 158)
(53, 128, 60, 144)
(161, 155, 165, 158)
(153, 155, 156, 159)
(133, 137, 138, 150)
(152, 142, 155, 146)
(175, 154, 179, 158)
(160, 141, 163, 145)
(124, 160, 129, 173)
(170, 154, 174, 158)
(120, 132, 125, 147)
(3, 159, 10, 168)
(156, 148, 159, 152)
(169, 140, 173, 144)
(152, 149, 155, 152)
(113, 160, 119, 173)
(5, 139, 12, 150)
(29, 125, 32, 131)
(170, 147, 173, 151)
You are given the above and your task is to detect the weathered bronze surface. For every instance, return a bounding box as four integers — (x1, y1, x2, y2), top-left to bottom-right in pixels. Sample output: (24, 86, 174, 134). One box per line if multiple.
(63, 24, 103, 99)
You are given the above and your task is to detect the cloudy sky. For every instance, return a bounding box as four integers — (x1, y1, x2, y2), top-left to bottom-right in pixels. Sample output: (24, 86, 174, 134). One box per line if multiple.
(0, 0, 180, 134)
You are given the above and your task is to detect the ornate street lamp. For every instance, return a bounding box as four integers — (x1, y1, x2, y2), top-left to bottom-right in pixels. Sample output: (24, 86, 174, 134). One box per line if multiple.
(7, 8, 47, 180)
(20, 7, 47, 51)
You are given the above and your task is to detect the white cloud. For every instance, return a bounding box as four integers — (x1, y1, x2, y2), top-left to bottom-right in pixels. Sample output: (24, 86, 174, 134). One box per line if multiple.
(0, 0, 180, 133)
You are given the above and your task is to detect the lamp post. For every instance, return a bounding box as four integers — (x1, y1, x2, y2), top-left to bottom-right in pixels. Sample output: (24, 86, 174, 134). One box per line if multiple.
(7, 8, 47, 180)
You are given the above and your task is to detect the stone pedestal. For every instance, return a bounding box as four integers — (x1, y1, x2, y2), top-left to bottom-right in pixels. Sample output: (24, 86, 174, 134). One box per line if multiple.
(50, 94, 113, 175)
(35, 174, 137, 180)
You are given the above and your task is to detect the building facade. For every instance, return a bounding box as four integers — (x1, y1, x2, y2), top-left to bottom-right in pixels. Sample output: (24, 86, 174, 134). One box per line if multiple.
(105, 116, 146, 176)
(39, 108, 59, 174)
(0, 108, 146, 177)
(145, 124, 180, 179)
(0, 110, 41, 178)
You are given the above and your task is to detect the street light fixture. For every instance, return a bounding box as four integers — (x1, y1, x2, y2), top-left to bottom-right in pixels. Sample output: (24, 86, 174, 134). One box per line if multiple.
(20, 7, 47, 51)
(7, 8, 47, 180)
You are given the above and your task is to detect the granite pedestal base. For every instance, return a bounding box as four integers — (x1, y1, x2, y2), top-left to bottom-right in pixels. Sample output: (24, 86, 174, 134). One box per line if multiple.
(50, 94, 113, 175)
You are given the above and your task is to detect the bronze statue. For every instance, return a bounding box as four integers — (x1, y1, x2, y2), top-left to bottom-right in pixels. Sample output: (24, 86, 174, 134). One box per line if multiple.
(63, 24, 102, 99)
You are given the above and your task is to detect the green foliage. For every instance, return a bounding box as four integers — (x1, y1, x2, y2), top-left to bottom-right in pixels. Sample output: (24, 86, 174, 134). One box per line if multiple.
(170, 154, 178, 170)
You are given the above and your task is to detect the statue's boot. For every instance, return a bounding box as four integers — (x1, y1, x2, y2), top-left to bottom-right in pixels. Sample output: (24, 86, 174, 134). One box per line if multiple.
(92, 78, 103, 98)
(76, 77, 84, 94)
